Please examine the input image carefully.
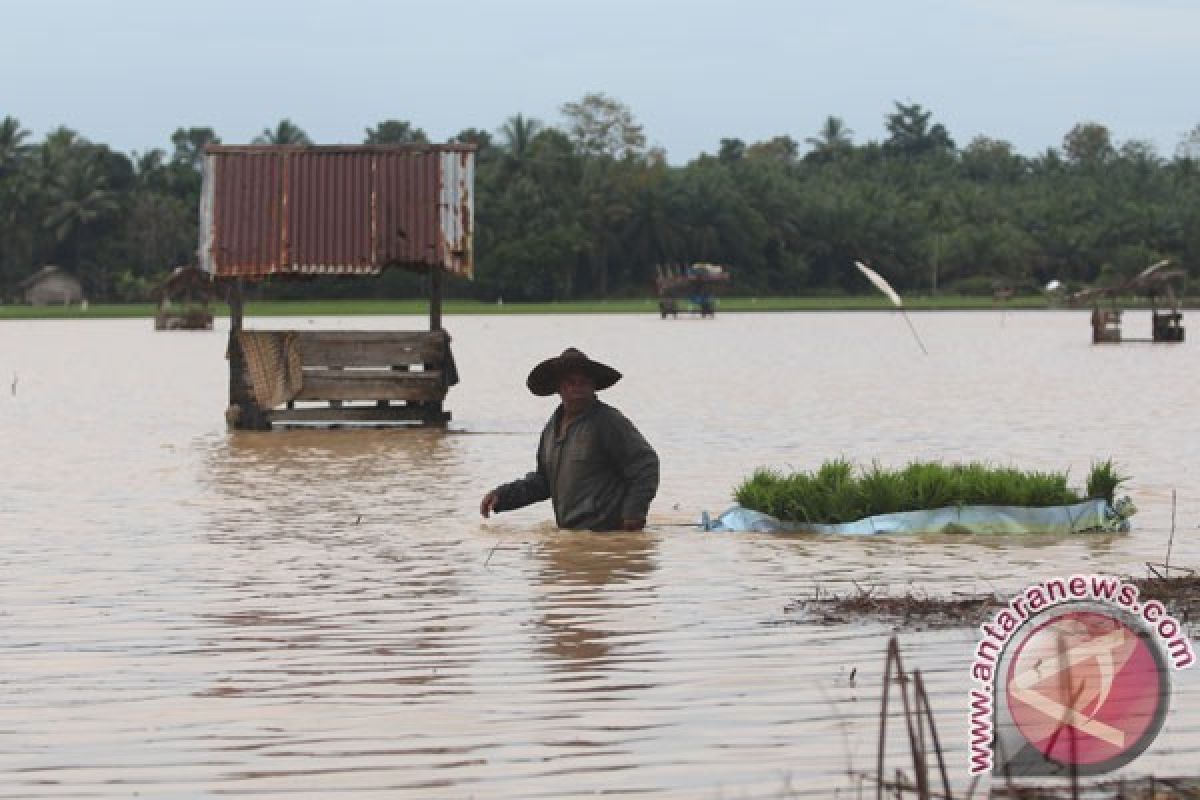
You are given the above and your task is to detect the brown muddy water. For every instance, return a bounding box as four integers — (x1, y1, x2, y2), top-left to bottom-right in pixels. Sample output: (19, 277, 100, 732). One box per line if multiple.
(2, 311, 1198, 798)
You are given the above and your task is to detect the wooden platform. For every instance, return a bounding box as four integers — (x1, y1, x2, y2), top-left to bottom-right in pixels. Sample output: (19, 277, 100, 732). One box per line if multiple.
(228, 329, 457, 429)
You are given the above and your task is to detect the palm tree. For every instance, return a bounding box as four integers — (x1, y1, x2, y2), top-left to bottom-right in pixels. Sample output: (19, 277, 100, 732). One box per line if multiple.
(0, 116, 35, 285)
(29, 144, 119, 296)
(0, 116, 31, 176)
(805, 116, 854, 157)
(253, 119, 311, 146)
(37, 127, 83, 173)
(44, 155, 118, 252)
(499, 113, 543, 163)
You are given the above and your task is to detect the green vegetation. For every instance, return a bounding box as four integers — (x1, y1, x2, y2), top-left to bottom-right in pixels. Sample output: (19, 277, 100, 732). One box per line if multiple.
(0, 293, 1100, 319)
(734, 459, 1128, 524)
(1085, 459, 1130, 505)
(6, 294, 1195, 320)
(4, 98, 1200, 306)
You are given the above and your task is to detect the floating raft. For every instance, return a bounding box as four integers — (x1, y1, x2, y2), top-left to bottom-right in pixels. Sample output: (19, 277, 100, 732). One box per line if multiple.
(700, 498, 1134, 535)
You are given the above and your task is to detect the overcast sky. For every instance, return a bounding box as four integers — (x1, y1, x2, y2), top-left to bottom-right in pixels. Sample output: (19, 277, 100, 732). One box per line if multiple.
(7, 0, 1199, 163)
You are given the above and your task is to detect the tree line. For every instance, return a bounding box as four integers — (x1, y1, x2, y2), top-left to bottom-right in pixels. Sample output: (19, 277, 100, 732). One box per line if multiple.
(3, 94, 1199, 303)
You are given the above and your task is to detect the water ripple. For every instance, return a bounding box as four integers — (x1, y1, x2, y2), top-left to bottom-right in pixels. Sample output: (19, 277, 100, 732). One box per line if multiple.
(2, 314, 1198, 797)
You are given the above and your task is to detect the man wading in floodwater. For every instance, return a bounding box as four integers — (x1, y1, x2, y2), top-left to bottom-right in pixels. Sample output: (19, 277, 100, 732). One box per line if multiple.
(479, 348, 660, 531)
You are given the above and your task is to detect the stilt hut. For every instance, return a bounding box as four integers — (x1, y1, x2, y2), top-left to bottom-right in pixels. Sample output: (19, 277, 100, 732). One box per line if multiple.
(1076, 259, 1186, 344)
(153, 265, 215, 330)
(1140, 263, 1186, 342)
(198, 144, 475, 429)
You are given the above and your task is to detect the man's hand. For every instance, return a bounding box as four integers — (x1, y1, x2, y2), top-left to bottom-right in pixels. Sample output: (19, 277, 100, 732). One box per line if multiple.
(621, 518, 645, 531)
(480, 491, 498, 518)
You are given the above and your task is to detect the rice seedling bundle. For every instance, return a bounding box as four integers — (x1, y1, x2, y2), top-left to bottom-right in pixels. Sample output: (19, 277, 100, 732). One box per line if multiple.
(733, 459, 1127, 524)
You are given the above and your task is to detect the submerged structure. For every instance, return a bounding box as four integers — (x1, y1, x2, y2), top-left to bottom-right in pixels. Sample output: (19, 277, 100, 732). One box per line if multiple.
(1074, 260, 1186, 344)
(153, 266, 216, 330)
(198, 144, 475, 429)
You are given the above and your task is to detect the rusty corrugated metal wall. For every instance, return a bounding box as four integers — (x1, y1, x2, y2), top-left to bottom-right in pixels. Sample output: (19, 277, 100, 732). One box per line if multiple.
(198, 145, 475, 280)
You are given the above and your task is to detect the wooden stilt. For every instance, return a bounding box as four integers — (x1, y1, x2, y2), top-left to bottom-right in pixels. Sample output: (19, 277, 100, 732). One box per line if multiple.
(228, 279, 243, 334)
(423, 268, 449, 425)
(429, 267, 443, 332)
(225, 280, 270, 430)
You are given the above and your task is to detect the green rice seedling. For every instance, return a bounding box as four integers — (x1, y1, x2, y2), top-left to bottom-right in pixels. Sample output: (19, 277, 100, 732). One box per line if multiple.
(901, 462, 956, 510)
(1086, 459, 1129, 504)
(814, 458, 862, 522)
(815, 457, 855, 490)
(965, 463, 1017, 505)
(733, 468, 784, 515)
(956, 462, 1001, 506)
(858, 461, 908, 518)
(733, 458, 1125, 523)
(823, 489, 864, 524)
(780, 472, 824, 523)
(990, 464, 1025, 503)
(952, 463, 1075, 507)
(760, 480, 791, 521)
(1022, 469, 1077, 506)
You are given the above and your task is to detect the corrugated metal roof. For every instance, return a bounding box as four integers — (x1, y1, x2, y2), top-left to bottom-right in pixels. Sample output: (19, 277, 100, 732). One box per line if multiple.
(198, 145, 474, 280)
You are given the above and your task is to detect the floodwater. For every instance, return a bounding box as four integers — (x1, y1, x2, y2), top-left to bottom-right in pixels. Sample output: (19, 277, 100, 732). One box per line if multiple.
(2, 310, 1198, 798)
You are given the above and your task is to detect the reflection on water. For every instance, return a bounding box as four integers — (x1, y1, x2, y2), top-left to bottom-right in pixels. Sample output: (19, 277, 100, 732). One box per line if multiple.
(1, 313, 1198, 797)
(196, 429, 478, 710)
(533, 532, 660, 669)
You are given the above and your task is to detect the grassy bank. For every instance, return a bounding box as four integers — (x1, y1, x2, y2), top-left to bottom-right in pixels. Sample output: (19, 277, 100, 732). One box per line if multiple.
(735, 459, 1126, 524)
(4, 293, 1187, 320)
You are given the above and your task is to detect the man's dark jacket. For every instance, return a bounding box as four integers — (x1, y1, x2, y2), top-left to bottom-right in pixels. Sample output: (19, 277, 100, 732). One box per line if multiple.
(492, 400, 659, 530)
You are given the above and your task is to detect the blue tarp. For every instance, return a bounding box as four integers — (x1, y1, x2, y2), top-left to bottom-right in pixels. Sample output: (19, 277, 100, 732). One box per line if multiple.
(700, 497, 1135, 535)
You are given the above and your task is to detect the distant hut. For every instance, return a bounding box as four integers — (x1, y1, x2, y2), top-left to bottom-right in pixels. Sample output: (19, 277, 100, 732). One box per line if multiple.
(1074, 259, 1186, 344)
(153, 266, 215, 330)
(1136, 262, 1187, 342)
(19, 266, 84, 306)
